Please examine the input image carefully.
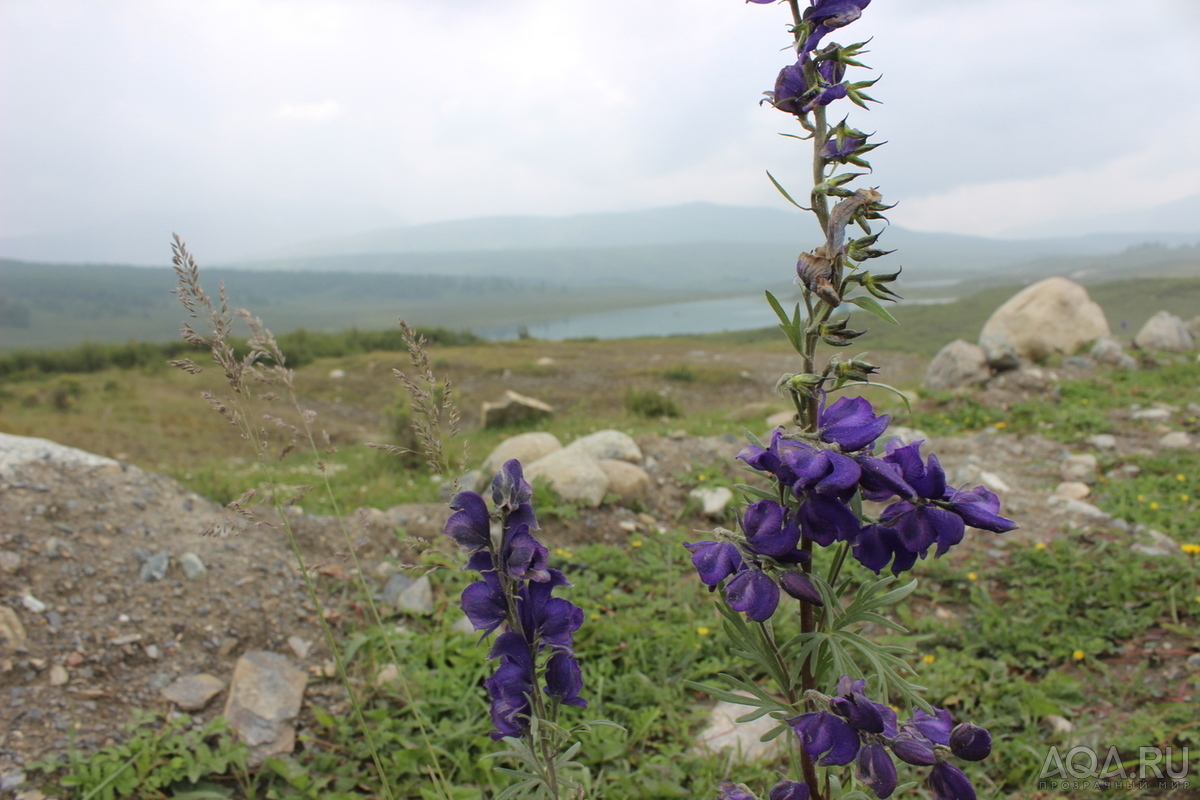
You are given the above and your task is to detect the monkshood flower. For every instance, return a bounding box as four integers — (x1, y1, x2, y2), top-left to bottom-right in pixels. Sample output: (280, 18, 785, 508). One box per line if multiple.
(801, 0, 872, 53)
(927, 762, 977, 800)
(767, 56, 849, 117)
(447, 459, 586, 740)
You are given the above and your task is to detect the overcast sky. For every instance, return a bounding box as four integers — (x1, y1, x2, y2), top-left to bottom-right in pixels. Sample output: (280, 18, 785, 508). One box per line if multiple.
(2, 0, 1199, 263)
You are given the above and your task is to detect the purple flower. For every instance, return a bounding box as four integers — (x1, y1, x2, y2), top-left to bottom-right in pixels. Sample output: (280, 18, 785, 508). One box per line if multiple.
(906, 708, 953, 746)
(503, 524, 551, 582)
(485, 632, 535, 739)
(879, 500, 965, 558)
(801, 0, 871, 53)
(545, 651, 588, 708)
(796, 493, 861, 547)
(743, 499, 802, 558)
(829, 675, 886, 734)
(819, 395, 891, 452)
(768, 782, 811, 800)
(768, 57, 849, 117)
(780, 570, 824, 606)
(461, 551, 506, 635)
(685, 540, 744, 588)
(445, 491, 491, 552)
(927, 762, 977, 800)
(824, 135, 865, 161)
(521, 570, 583, 652)
(949, 723, 992, 762)
(492, 459, 534, 516)
(890, 731, 938, 766)
(786, 444, 862, 497)
(725, 567, 781, 622)
(856, 743, 898, 799)
(946, 485, 1016, 533)
(789, 711, 859, 766)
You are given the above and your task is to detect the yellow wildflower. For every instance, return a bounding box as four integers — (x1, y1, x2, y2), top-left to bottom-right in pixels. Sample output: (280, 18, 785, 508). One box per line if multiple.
(922, 655, 936, 664)
(1072, 650, 1085, 661)
(966, 572, 978, 581)
(697, 627, 710, 636)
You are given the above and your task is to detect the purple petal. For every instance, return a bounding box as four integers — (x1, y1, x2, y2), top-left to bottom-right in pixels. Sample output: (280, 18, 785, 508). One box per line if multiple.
(445, 491, 491, 551)
(907, 708, 953, 746)
(890, 732, 937, 766)
(927, 762, 977, 800)
(768, 781, 811, 800)
(461, 579, 507, 636)
(820, 396, 891, 452)
(780, 571, 824, 606)
(789, 711, 859, 766)
(950, 723, 992, 761)
(744, 500, 802, 558)
(798, 495, 861, 547)
(856, 743, 897, 799)
(948, 486, 1016, 533)
(685, 540, 744, 587)
(717, 784, 758, 800)
(503, 524, 550, 582)
(725, 568, 781, 622)
(544, 651, 587, 708)
(492, 459, 533, 513)
(856, 456, 914, 501)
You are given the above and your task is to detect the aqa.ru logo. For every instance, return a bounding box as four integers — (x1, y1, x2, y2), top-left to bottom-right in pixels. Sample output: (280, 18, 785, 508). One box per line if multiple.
(1038, 745, 1190, 784)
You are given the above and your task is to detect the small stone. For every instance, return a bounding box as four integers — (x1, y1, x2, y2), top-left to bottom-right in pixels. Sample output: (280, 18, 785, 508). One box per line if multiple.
(0, 607, 27, 653)
(21, 594, 46, 614)
(48, 665, 69, 686)
(43, 537, 73, 559)
(694, 694, 784, 762)
(1044, 714, 1073, 735)
(1186, 653, 1200, 670)
(144, 644, 161, 660)
(375, 663, 401, 687)
(180, 552, 207, 579)
(162, 673, 226, 711)
(328, 368, 346, 379)
(690, 486, 734, 517)
(1054, 482, 1090, 500)
(1088, 434, 1117, 450)
(977, 471, 1011, 493)
(287, 636, 312, 659)
(140, 551, 169, 582)
(0, 771, 26, 792)
(1060, 454, 1098, 483)
(380, 573, 414, 606)
(218, 637, 239, 657)
(1131, 408, 1171, 422)
(0, 550, 21, 573)
(617, 520, 638, 533)
(1158, 431, 1194, 450)
(451, 616, 476, 635)
(396, 575, 433, 614)
(223, 650, 307, 765)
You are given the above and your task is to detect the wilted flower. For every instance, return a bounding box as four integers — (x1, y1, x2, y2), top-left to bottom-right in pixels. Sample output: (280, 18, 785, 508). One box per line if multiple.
(801, 0, 872, 53)
(768, 57, 849, 117)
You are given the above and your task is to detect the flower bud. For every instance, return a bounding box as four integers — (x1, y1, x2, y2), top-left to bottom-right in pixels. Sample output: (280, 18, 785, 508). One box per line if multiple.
(890, 732, 938, 766)
(780, 571, 824, 606)
(949, 723, 992, 761)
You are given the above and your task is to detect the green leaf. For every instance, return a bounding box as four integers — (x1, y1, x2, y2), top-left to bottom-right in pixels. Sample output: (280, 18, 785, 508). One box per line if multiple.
(766, 170, 812, 211)
(846, 294, 899, 325)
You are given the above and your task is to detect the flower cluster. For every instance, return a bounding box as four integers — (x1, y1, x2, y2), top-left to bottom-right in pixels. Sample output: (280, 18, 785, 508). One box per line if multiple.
(686, 396, 1014, 619)
(446, 460, 586, 739)
(787, 676, 991, 799)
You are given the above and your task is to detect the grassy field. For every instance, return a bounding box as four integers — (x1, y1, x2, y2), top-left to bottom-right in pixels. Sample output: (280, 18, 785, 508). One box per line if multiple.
(5, 275, 1200, 798)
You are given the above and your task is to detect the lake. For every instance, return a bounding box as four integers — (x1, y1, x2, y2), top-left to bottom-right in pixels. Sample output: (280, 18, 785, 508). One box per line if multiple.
(477, 292, 957, 341)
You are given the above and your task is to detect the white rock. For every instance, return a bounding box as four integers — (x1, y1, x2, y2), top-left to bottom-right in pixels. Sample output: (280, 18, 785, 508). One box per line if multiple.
(1060, 454, 1098, 483)
(1088, 434, 1117, 450)
(977, 471, 1011, 494)
(524, 449, 610, 507)
(694, 696, 785, 762)
(480, 390, 555, 429)
(481, 432, 563, 474)
(596, 459, 651, 501)
(20, 594, 45, 614)
(924, 340, 991, 391)
(765, 411, 794, 428)
(0, 432, 121, 472)
(328, 369, 346, 379)
(1134, 311, 1195, 352)
(1053, 482, 1090, 500)
(563, 430, 643, 464)
(1132, 408, 1171, 422)
(287, 636, 313, 659)
(535, 357, 555, 366)
(48, 665, 69, 686)
(979, 277, 1109, 362)
(1058, 498, 1110, 520)
(690, 486, 734, 517)
(1158, 431, 1194, 450)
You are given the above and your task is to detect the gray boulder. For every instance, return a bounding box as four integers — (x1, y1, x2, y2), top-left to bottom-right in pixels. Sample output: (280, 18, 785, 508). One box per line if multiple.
(481, 432, 563, 474)
(562, 430, 643, 464)
(524, 449, 610, 507)
(979, 277, 1109, 362)
(924, 340, 991, 391)
(1134, 311, 1195, 352)
(480, 390, 554, 429)
(597, 459, 651, 502)
(978, 331, 1021, 372)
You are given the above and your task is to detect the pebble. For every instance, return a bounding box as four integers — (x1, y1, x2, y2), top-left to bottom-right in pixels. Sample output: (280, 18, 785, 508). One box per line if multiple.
(161, 673, 226, 711)
(690, 486, 734, 517)
(1131, 408, 1171, 422)
(380, 573, 414, 606)
(396, 576, 433, 614)
(43, 537, 73, 559)
(1087, 434, 1117, 450)
(977, 471, 1011, 493)
(179, 552, 207, 579)
(287, 636, 312, 659)
(48, 665, 69, 686)
(0, 550, 21, 573)
(1158, 431, 1194, 450)
(1060, 454, 1098, 483)
(1053, 482, 1090, 500)
(21, 594, 46, 614)
(140, 551, 169, 582)
(0, 771, 25, 792)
